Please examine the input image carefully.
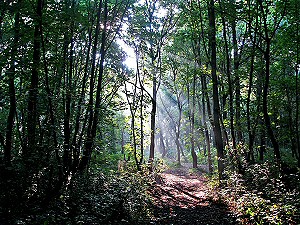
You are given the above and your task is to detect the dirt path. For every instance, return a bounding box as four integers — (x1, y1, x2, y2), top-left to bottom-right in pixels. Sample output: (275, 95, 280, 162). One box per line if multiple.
(149, 165, 237, 225)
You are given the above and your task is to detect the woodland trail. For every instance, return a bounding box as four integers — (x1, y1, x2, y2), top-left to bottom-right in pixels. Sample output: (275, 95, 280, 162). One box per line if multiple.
(149, 164, 237, 225)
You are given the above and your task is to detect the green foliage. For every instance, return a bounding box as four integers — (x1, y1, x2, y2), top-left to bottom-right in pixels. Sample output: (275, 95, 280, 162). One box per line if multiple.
(281, 149, 299, 168)
(5, 170, 154, 224)
(214, 163, 300, 225)
(151, 158, 169, 174)
(188, 167, 206, 175)
(168, 161, 182, 169)
(68, 172, 153, 224)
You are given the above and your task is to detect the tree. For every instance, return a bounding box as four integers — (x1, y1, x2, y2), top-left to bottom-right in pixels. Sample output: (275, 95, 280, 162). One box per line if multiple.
(160, 64, 186, 164)
(257, 0, 287, 163)
(208, 0, 225, 179)
(127, 0, 178, 166)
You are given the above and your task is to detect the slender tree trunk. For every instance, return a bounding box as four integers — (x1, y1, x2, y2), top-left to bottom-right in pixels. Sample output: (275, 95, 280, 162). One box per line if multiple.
(4, 4, 20, 167)
(178, 138, 186, 161)
(139, 76, 144, 164)
(26, 0, 43, 159)
(246, 25, 257, 162)
(201, 93, 212, 173)
(191, 70, 197, 168)
(176, 136, 181, 164)
(208, 0, 224, 179)
(296, 19, 300, 166)
(40, 16, 60, 163)
(296, 68, 300, 166)
(222, 18, 236, 149)
(263, 40, 281, 162)
(259, 123, 266, 161)
(286, 91, 297, 158)
(136, 46, 145, 166)
(161, 90, 182, 164)
(0, 6, 4, 41)
(149, 73, 157, 162)
(131, 112, 139, 170)
(146, 0, 173, 166)
(85, 0, 103, 153)
(199, 69, 213, 173)
(246, 51, 255, 162)
(159, 130, 167, 158)
(231, 6, 242, 144)
(165, 134, 171, 156)
(71, 26, 92, 171)
(63, 15, 74, 171)
(176, 103, 182, 164)
(258, 0, 282, 163)
(89, 0, 108, 161)
(125, 74, 140, 170)
(79, 0, 107, 171)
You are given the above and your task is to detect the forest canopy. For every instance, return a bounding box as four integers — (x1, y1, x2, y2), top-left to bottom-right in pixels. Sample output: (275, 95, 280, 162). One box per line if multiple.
(0, 0, 299, 224)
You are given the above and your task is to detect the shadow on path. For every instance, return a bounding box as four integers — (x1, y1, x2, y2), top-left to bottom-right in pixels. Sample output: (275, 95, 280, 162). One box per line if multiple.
(149, 165, 237, 225)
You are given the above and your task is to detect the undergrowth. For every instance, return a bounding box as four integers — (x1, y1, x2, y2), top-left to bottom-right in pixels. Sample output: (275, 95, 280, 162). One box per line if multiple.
(5, 166, 155, 225)
(207, 162, 300, 225)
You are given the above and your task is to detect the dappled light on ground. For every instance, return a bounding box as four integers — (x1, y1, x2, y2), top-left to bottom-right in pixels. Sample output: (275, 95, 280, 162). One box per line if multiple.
(149, 165, 237, 224)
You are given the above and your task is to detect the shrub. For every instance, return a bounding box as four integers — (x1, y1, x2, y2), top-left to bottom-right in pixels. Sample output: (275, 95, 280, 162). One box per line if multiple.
(213, 163, 299, 225)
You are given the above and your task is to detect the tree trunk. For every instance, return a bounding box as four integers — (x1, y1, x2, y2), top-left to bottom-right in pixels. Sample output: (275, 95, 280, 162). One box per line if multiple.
(149, 73, 157, 162)
(220, 15, 236, 150)
(63, 19, 74, 171)
(139, 75, 144, 164)
(262, 40, 281, 162)
(200, 71, 212, 173)
(296, 20, 300, 167)
(159, 130, 167, 158)
(259, 124, 266, 161)
(246, 36, 256, 163)
(208, 0, 224, 179)
(230, 0, 243, 144)
(177, 102, 183, 164)
(232, 13, 242, 144)
(191, 69, 197, 168)
(125, 74, 140, 171)
(79, 0, 107, 171)
(26, 0, 43, 159)
(71, 26, 93, 171)
(4, 4, 20, 167)
(258, 0, 282, 163)
(40, 15, 60, 164)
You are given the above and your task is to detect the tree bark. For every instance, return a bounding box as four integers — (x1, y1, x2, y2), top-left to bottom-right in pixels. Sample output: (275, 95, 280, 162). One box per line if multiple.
(295, 18, 300, 166)
(246, 51, 255, 162)
(149, 71, 157, 162)
(4, 3, 20, 167)
(79, 0, 107, 171)
(40, 13, 60, 163)
(26, 0, 43, 159)
(159, 130, 167, 158)
(191, 69, 197, 168)
(263, 40, 281, 162)
(258, 0, 285, 163)
(71, 25, 93, 171)
(219, 10, 236, 151)
(63, 10, 74, 171)
(200, 90, 212, 173)
(208, 0, 224, 179)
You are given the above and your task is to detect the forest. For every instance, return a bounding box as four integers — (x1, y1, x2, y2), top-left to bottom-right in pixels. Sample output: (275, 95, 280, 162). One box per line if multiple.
(0, 0, 299, 224)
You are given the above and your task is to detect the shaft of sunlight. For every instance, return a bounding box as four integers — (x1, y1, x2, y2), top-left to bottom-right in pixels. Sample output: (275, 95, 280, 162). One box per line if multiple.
(117, 38, 136, 71)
